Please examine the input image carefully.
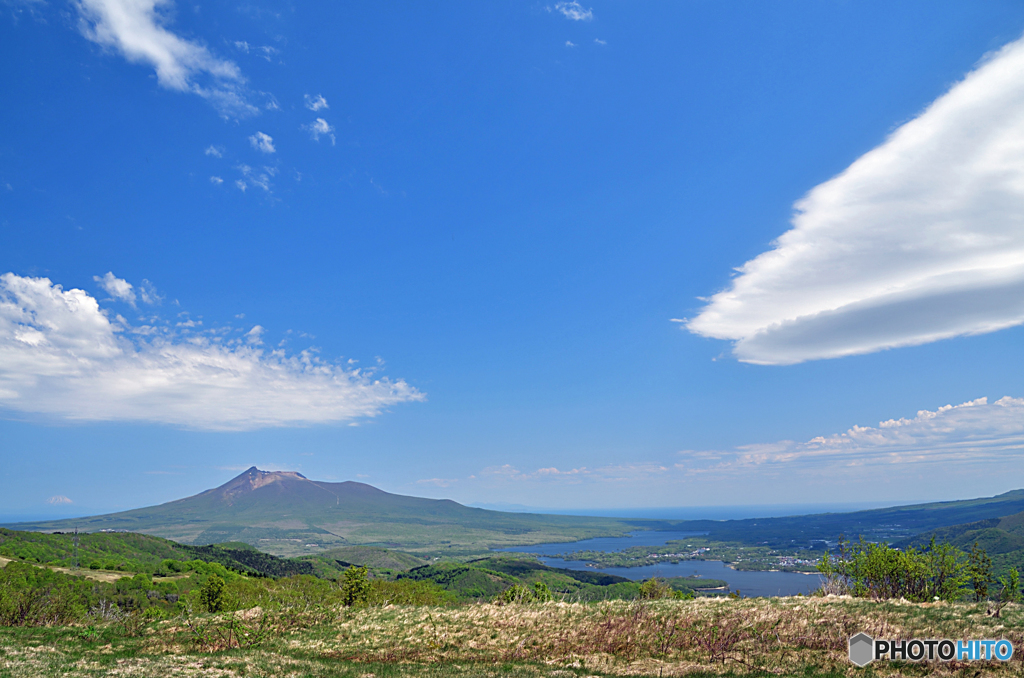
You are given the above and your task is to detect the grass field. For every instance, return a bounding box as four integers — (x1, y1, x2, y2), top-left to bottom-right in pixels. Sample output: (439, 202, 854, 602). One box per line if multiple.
(1, 596, 1021, 677)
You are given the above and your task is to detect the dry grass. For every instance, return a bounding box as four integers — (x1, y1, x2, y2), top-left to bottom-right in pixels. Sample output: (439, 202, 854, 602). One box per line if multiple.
(2, 596, 1022, 677)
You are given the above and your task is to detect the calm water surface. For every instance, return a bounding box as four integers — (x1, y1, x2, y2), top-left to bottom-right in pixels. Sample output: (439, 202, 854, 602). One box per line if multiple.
(499, 531, 821, 597)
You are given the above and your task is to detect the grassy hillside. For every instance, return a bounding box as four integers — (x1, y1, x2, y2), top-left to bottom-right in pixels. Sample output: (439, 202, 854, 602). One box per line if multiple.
(0, 528, 312, 578)
(5, 468, 638, 557)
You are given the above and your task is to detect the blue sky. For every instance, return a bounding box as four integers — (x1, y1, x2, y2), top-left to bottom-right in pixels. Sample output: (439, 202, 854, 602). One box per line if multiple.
(3, 0, 1024, 519)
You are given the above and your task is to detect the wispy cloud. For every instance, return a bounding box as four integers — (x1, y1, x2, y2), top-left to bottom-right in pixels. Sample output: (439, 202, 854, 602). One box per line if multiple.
(234, 40, 279, 62)
(0, 273, 424, 430)
(480, 463, 666, 484)
(303, 118, 335, 145)
(687, 35, 1024, 365)
(75, 0, 257, 117)
(304, 93, 328, 111)
(93, 271, 137, 306)
(248, 131, 275, 153)
(565, 40, 576, 48)
(554, 1, 593, 21)
(676, 397, 1024, 476)
(204, 145, 223, 158)
(210, 176, 223, 185)
(236, 164, 275, 192)
(47, 495, 73, 505)
(416, 478, 458, 488)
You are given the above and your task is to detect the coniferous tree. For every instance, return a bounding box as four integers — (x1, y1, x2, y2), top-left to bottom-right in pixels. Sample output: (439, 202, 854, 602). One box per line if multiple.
(968, 541, 992, 602)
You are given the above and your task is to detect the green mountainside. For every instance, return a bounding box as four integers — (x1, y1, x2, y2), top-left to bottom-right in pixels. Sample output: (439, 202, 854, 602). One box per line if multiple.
(310, 545, 429, 570)
(0, 528, 312, 578)
(897, 510, 1024, 575)
(5, 467, 637, 556)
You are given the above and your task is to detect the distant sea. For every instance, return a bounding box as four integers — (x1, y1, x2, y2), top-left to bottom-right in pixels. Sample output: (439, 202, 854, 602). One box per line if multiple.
(468, 501, 914, 520)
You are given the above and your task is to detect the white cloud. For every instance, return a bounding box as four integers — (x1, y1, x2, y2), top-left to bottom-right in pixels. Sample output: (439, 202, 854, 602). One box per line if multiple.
(554, 1, 593, 21)
(204, 145, 223, 158)
(248, 131, 275, 153)
(138, 279, 162, 305)
(93, 271, 136, 306)
(236, 164, 273, 192)
(235, 179, 247, 192)
(304, 93, 328, 111)
(594, 38, 606, 46)
(687, 35, 1024, 365)
(47, 495, 73, 505)
(565, 40, 576, 48)
(75, 0, 257, 117)
(210, 176, 223, 185)
(674, 397, 1024, 482)
(0, 273, 423, 430)
(303, 117, 335, 145)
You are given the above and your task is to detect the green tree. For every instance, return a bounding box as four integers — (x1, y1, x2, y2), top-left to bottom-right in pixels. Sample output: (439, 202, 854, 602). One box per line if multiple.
(968, 541, 992, 602)
(532, 581, 553, 602)
(924, 538, 969, 601)
(340, 566, 370, 607)
(199, 574, 226, 613)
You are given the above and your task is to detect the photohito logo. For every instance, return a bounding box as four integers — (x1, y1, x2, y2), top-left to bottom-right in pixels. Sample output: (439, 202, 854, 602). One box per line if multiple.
(849, 633, 1014, 666)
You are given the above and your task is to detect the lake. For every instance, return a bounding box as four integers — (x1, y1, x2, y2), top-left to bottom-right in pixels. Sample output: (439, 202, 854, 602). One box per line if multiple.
(498, 531, 822, 597)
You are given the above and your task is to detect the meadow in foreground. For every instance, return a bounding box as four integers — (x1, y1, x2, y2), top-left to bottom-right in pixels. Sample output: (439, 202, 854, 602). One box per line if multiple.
(2, 596, 1021, 678)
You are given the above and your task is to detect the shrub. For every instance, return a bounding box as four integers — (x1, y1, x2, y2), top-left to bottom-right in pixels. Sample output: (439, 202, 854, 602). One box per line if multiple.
(498, 584, 536, 604)
(818, 536, 969, 602)
(638, 578, 673, 600)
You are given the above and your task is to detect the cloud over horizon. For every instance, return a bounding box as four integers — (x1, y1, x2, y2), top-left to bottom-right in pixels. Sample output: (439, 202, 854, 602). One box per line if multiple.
(461, 397, 1024, 506)
(0, 273, 423, 430)
(687, 34, 1024, 364)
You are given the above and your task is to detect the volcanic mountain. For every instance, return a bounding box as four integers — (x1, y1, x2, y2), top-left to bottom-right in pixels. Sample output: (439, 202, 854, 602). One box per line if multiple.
(7, 467, 636, 556)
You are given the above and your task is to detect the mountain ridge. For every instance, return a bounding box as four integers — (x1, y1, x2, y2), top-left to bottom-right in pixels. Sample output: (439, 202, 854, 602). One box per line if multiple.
(4, 468, 639, 556)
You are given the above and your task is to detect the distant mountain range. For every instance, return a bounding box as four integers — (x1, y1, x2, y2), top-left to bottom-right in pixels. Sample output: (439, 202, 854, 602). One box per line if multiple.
(7, 467, 1024, 563)
(4, 467, 637, 557)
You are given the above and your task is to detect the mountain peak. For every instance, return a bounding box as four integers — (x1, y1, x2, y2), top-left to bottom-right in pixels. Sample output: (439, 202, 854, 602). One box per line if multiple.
(217, 467, 309, 501)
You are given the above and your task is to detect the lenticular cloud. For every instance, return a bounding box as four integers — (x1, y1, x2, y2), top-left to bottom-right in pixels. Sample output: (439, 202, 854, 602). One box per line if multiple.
(687, 35, 1024, 364)
(0, 273, 423, 430)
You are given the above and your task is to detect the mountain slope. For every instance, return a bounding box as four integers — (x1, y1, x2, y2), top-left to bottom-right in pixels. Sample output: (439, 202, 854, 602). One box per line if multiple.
(649, 489, 1024, 547)
(896, 509, 1024, 576)
(6, 468, 637, 556)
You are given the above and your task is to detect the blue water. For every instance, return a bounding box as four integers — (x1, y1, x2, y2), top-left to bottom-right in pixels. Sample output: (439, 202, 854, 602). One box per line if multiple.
(499, 531, 821, 597)
(495, 530, 706, 556)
